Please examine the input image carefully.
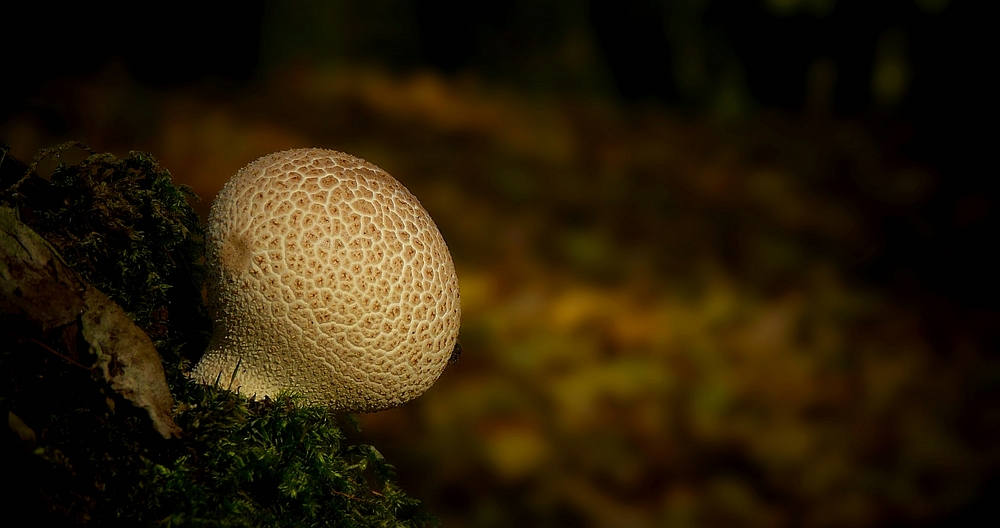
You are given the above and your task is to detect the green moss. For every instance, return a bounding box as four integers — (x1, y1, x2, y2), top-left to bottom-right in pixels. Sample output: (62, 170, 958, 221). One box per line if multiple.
(7, 143, 209, 355)
(137, 389, 430, 527)
(0, 143, 436, 527)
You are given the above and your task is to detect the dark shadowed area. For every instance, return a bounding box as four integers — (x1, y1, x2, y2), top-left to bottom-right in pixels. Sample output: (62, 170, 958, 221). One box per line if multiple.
(2, 0, 995, 526)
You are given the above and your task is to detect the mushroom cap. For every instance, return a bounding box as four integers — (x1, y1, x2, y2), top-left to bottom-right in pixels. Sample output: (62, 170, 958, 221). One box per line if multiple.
(191, 148, 461, 412)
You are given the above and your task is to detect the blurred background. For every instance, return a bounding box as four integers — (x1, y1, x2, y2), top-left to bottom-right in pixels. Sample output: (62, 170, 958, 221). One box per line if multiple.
(2, 0, 996, 526)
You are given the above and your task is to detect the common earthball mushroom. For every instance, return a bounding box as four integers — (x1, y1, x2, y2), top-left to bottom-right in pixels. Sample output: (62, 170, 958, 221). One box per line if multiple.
(191, 148, 461, 412)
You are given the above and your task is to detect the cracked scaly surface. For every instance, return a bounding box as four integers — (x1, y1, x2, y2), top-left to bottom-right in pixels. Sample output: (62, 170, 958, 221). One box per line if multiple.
(192, 148, 461, 412)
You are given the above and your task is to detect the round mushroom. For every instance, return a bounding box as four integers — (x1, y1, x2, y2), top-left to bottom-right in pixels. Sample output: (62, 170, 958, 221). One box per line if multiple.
(191, 148, 461, 412)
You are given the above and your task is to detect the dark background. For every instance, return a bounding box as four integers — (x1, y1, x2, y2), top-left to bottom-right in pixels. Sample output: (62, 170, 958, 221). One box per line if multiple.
(3, 0, 991, 313)
(2, 1, 995, 525)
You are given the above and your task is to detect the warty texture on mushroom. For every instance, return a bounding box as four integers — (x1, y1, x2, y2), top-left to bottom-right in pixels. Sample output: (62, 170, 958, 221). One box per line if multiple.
(190, 148, 462, 412)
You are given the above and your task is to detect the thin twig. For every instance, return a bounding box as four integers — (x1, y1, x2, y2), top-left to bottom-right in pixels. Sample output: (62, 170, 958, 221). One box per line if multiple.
(5, 332, 94, 372)
(330, 489, 376, 504)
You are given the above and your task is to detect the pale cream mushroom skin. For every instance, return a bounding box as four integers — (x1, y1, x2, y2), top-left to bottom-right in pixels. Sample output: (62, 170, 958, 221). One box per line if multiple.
(191, 148, 461, 412)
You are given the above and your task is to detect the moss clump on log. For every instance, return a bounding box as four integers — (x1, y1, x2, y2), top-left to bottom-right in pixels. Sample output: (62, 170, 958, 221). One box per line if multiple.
(0, 143, 435, 527)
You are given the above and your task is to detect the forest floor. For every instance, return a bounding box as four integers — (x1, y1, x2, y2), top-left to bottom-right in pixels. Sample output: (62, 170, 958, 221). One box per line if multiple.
(3, 63, 997, 527)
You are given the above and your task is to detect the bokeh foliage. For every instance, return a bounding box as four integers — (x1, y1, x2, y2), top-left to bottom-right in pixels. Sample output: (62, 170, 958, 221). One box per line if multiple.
(0, 0, 993, 526)
(3, 58, 992, 525)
